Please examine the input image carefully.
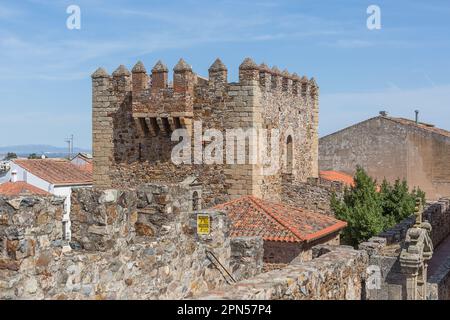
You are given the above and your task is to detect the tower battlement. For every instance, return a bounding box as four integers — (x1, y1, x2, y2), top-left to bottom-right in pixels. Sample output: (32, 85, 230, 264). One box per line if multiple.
(92, 57, 319, 206)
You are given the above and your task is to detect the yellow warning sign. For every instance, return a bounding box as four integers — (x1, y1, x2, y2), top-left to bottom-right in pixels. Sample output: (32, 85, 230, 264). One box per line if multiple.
(197, 214, 210, 235)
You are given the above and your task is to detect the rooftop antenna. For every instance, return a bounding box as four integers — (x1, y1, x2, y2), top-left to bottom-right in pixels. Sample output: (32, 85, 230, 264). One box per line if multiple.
(415, 110, 419, 124)
(65, 134, 74, 159)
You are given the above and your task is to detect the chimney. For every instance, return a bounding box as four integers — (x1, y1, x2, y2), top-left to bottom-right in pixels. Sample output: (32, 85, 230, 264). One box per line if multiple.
(11, 170, 17, 183)
(415, 110, 419, 124)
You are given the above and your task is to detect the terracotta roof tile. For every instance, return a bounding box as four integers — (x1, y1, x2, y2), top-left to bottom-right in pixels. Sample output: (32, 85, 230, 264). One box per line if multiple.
(0, 181, 50, 196)
(14, 159, 92, 186)
(320, 170, 355, 186)
(78, 162, 93, 174)
(214, 196, 347, 243)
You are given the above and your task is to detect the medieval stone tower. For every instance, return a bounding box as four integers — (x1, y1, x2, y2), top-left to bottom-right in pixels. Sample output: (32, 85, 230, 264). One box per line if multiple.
(92, 57, 319, 207)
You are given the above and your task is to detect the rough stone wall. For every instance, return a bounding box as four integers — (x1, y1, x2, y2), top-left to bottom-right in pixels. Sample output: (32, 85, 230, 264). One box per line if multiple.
(428, 256, 450, 300)
(319, 116, 408, 185)
(229, 237, 264, 282)
(0, 187, 264, 300)
(263, 233, 340, 264)
(424, 198, 450, 247)
(196, 245, 368, 300)
(359, 199, 450, 300)
(281, 177, 345, 216)
(406, 124, 450, 200)
(92, 58, 319, 207)
(319, 116, 450, 200)
(0, 195, 64, 267)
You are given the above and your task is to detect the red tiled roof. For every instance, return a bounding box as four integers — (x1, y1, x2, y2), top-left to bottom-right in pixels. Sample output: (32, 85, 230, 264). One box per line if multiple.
(0, 181, 50, 196)
(14, 159, 92, 186)
(78, 162, 93, 174)
(320, 171, 355, 186)
(214, 196, 347, 243)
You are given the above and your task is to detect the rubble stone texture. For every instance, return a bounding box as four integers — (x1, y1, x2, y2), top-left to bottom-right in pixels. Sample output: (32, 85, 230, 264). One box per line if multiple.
(0, 186, 263, 300)
(281, 177, 345, 216)
(195, 245, 369, 300)
(92, 58, 319, 207)
(360, 198, 450, 300)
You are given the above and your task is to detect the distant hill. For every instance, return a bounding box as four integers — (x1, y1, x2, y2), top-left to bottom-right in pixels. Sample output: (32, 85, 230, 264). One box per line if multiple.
(0, 145, 91, 158)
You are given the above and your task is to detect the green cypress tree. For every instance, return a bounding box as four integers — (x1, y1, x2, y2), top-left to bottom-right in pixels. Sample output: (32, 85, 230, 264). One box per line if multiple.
(332, 166, 385, 246)
(331, 167, 427, 247)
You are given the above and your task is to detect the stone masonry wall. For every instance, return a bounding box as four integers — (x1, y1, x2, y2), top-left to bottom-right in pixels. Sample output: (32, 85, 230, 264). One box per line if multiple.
(0, 186, 263, 300)
(423, 198, 450, 247)
(281, 177, 345, 216)
(359, 198, 450, 300)
(92, 58, 319, 207)
(319, 115, 450, 200)
(196, 245, 368, 300)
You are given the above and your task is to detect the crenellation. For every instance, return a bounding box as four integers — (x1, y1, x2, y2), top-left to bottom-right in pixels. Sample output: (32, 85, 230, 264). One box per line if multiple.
(291, 73, 301, 96)
(112, 65, 131, 93)
(208, 58, 228, 89)
(270, 66, 282, 90)
(92, 57, 320, 205)
(151, 60, 168, 92)
(131, 61, 148, 96)
(258, 63, 271, 90)
(239, 57, 259, 83)
(281, 69, 292, 92)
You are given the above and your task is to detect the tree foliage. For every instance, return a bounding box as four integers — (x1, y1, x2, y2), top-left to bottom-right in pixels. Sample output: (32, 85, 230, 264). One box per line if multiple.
(331, 166, 425, 246)
(4, 152, 17, 160)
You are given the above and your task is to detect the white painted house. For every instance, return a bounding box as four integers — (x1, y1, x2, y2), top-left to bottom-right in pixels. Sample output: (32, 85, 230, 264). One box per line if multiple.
(0, 160, 11, 184)
(11, 159, 93, 239)
(70, 152, 92, 167)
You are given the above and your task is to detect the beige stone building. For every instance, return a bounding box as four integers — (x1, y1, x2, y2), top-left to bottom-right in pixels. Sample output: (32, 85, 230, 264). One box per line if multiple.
(319, 113, 450, 200)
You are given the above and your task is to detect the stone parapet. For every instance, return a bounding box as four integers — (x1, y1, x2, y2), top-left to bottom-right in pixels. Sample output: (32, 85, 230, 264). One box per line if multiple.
(195, 245, 368, 300)
(0, 186, 263, 300)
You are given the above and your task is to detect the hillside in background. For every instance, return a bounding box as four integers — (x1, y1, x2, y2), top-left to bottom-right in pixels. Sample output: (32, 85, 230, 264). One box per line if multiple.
(0, 145, 91, 158)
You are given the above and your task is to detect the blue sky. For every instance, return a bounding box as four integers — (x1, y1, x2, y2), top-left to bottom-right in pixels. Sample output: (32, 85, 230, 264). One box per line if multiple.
(0, 0, 449, 149)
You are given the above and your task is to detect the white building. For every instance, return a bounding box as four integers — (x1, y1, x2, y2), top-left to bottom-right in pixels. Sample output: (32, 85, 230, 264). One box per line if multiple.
(0, 160, 11, 184)
(70, 152, 92, 167)
(11, 159, 93, 239)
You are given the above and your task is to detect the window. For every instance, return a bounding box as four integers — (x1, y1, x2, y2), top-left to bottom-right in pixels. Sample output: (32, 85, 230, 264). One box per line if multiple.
(192, 191, 200, 211)
(286, 135, 293, 174)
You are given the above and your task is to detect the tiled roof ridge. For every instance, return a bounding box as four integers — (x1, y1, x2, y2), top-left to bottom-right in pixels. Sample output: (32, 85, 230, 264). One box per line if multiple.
(0, 181, 50, 196)
(320, 170, 355, 186)
(13, 159, 92, 185)
(386, 116, 450, 138)
(247, 196, 305, 241)
(249, 196, 347, 242)
(303, 220, 348, 241)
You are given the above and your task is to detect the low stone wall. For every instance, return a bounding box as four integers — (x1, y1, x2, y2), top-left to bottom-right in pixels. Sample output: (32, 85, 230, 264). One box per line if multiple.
(428, 255, 450, 300)
(281, 178, 344, 216)
(0, 184, 263, 300)
(195, 245, 368, 300)
(229, 237, 264, 282)
(424, 199, 450, 247)
(359, 198, 450, 300)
